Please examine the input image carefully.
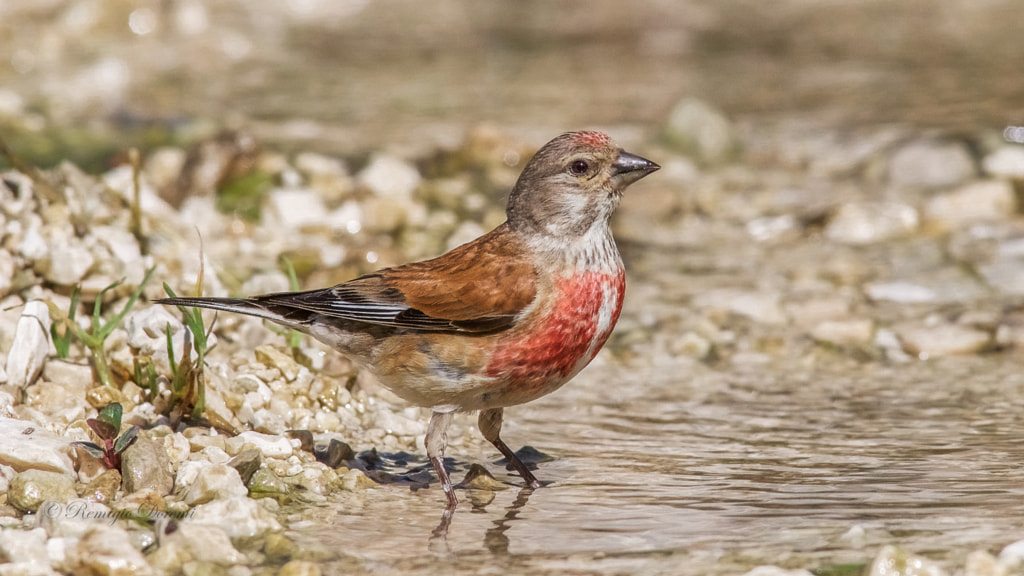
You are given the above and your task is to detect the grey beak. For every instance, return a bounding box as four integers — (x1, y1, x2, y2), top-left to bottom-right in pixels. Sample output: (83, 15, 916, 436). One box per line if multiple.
(612, 150, 660, 185)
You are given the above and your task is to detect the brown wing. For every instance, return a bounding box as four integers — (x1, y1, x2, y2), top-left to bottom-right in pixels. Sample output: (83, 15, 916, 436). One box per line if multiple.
(253, 223, 537, 333)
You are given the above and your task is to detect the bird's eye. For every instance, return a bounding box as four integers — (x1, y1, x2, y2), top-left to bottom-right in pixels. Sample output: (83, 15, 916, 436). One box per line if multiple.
(570, 160, 589, 175)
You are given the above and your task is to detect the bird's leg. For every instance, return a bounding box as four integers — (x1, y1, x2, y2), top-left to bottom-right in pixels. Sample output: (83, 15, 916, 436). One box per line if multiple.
(426, 410, 458, 508)
(478, 408, 542, 489)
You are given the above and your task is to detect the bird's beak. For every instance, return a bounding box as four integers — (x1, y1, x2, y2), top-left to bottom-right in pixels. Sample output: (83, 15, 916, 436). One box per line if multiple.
(611, 150, 660, 186)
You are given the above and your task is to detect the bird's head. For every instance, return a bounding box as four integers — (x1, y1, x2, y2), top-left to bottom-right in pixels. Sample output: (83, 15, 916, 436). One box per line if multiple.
(507, 131, 659, 239)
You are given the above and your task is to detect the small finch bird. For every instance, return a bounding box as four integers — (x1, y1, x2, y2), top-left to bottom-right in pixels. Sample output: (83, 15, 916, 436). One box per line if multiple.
(159, 131, 658, 508)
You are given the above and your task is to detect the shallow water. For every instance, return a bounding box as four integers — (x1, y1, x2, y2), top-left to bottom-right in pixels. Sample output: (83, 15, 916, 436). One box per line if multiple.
(286, 300, 1024, 575)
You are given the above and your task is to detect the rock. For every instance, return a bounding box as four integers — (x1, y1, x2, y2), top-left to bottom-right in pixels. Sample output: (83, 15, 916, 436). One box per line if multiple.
(227, 449, 262, 485)
(5, 300, 51, 389)
(285, 430, 314, 453)
(964, 550, 1005, 576)
(228, 431, 294, 459)
(693, 289, 786, 325)
(0, 527, 50, 570)
(80, 469, 121, 504)
(314, 439, 354, 468)
(8, 469, 77, 513)
(888, 140, 975, 187)
(162, 522, 247, 565)
(254, 345, 301, 382)
(124, 306, 191, 375)
(0, 249, 14, 298)
(865, 281, 938, 304)
(998, 538, 1024, 569)
(825, 202, 919, 244)
(247, 466, 290, 497)
(978, 256, 1024, 296)
(357, 154, 421, 200)
(44, 237, 94, 285)
(66, 524, 153, 576)
(811, 319, 874, 347)
(896, 323, 991, 358)
(0, 417, 75, 474)
(924, 180, 1016, 229)
(280, 560, 322, 576)
(867, 545, 946, 576)
(263, 532, 299, 563)
(340, 468, 376, 492)
(982, 145, 1024, 179)
(121, 435, 174, 496)
(267, 188, 328, 229)
(189, 496, 283, 539)
(185, 464, 248, 505)
(461, 463, 506, 490)
(662, 97, 738, 164)
(739, 568, 815, 576)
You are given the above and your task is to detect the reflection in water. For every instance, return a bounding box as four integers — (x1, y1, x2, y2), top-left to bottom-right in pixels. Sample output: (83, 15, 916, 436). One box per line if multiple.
(428, 486, 535, 558)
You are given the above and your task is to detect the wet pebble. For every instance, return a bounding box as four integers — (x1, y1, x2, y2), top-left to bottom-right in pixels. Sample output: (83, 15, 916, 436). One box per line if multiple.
(314, 438, 355, 468)
(461, 463, 506, 491)
(280, 559, 322, 576)
(888, 140, 975, 187)
(825, 202, 919, 244)
(8, 469, 77, 513)
(5, 300, 51, 389)
(120, 435, 174, 496)
(340, 468, 376, 492)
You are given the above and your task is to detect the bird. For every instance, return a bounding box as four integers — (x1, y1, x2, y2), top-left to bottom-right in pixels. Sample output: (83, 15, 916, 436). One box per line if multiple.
(158, 131, 659, 508)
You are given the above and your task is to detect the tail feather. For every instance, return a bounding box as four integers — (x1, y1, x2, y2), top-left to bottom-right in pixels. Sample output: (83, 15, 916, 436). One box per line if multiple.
(156, 297, 310, 327)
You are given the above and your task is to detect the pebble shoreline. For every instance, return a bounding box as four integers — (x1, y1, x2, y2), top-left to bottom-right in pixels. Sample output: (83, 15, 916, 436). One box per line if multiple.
(1, 104, 1024, 574)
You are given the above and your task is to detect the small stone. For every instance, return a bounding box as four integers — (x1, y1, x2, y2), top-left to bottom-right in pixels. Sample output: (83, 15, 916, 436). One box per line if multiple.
(0, 417, 75, 474)
(189, 496, 283, 539)
(85, 385, 132, 411)
(5, 300, 51, 389)
(998, 538, 1024, 568)
(229, 431, 294, 459)
(0, 249, 14, 298)
(8, 469, 77, 513)
(739, 568, 815, 576)
(888, 140, 975, 187)
(0, 526, 49, 567)
(44, 237, 95, 285)
(340, 468, 376, 492)
(228, 449, 262, 485)
(866, 281, 938, 303)
(460, 463, 507, 490)
(185, 464, 248, 505)
(263, 532, 299, 563)
(267, 188, 328, 229)
(924, 180, 1016, 230)
(357, 154, 422, 200)
(247, 466, 290, 497)
(979, 257, 1024, 296)
(66, 524, 153, 576)
(80, 469, 121, 504)
(124, 306, 189, 374)
(867, 545, 946, 576)
(662, 97, 739, 164)
(982, 145, 1024, 179)
(163, 523, 247, 565)
(280, 560, 322, 576)
(254, 345, 301, 382)
(826, 202, 919, 244)
(314, 439, 354, 469)
(286, 430, 314, 453)
(896, 323, 991, 358)
(121, 435, 174, 496)
(964, 550, 1005, 576)
(811, 319, 875, 347)
(693, 289, 786, 324)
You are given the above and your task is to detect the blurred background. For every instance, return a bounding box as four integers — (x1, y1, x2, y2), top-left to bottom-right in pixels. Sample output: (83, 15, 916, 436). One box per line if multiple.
(2, 0, 1022, 169)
